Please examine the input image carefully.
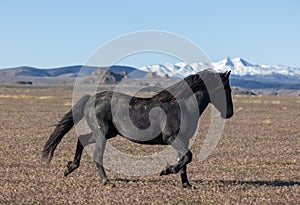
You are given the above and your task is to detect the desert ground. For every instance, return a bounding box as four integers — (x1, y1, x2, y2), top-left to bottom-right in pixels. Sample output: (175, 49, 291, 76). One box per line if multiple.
(0, 85, 299, 204)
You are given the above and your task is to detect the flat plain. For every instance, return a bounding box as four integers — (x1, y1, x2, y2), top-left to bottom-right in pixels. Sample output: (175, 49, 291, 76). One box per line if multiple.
(0, 85, 299, 204)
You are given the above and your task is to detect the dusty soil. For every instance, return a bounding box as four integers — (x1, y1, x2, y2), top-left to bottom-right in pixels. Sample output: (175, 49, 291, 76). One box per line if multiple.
(0, 85, 299, 204)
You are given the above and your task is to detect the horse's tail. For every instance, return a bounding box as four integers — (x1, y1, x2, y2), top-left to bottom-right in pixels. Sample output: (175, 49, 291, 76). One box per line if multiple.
(42, 95, 91, 163)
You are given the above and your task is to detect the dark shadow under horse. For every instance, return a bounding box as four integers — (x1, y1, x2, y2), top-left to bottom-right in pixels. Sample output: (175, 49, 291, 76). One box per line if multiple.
(42, 69, 233, 188)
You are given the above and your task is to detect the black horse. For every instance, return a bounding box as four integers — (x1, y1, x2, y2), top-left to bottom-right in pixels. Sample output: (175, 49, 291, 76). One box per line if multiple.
(42, 69, 233, 188)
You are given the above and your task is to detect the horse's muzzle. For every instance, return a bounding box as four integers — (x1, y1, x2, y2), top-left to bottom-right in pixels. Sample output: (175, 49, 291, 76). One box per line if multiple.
(221, 112, 233, 119)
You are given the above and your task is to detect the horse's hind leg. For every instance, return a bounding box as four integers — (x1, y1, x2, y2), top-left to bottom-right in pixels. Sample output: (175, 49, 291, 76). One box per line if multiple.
(85, 96, 117, 186)
(64, 133, 95, 176)
(93, 134, 110, 186)
(91, 122, 117, 187)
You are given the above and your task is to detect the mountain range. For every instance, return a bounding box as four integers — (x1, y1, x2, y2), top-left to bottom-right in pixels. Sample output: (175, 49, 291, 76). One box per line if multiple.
(0, 57, 299, 95)
(138, 57, 300, 95)
(139, 57, 300, 84)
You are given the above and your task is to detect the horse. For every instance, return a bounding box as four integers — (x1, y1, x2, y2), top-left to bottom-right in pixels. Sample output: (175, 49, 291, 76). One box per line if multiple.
(42, 69, 233, 188)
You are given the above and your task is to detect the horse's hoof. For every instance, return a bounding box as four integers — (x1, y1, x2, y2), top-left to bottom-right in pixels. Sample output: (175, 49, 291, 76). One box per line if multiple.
(182, 182, 192, 189)
(108, 182, 116, 188)
(160, 165, 174, 176)
(64, 170, 68, 176)
(101, 179, 116, 188)
(159, 170, 165, 176)
(159, 169, 170, 176)
(64, 161, 79, 177)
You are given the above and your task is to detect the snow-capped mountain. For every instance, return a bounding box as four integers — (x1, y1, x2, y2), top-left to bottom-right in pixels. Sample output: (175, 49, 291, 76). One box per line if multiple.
(211, 57, 300, 77)
(140, 62, 204, 79)
(138, 57, 300, 83)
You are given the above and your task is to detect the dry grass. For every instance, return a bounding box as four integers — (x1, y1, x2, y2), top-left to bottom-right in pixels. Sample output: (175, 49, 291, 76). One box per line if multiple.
(0, 86, 299, 204)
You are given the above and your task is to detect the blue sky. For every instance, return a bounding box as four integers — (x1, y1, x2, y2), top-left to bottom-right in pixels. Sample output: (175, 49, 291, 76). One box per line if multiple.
(0, 0, 299, 68)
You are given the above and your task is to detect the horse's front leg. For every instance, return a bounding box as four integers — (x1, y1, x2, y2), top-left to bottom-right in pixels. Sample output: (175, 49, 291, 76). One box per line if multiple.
(177, 148, 192, 188)
(159, 150, 192, 176)
(160, 136, 193, 188)
(180, 164, 192, 188)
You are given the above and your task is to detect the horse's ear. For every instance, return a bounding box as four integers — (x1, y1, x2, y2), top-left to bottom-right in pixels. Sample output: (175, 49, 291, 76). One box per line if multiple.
(224, 70, 231, 79)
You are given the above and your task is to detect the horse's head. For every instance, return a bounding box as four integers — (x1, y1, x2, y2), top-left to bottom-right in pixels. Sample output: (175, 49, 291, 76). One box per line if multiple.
(199, 70, 234, 119)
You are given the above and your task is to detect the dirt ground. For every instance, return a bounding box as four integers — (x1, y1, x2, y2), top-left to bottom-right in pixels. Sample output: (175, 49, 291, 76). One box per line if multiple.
(0, 85, 299, 204)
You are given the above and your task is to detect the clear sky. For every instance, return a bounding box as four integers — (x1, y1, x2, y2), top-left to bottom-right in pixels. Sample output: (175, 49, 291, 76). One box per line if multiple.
(0, 0, 299, 68)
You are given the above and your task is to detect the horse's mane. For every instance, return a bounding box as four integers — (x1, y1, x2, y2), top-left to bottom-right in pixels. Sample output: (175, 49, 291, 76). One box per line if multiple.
(153, 69, 215, 102)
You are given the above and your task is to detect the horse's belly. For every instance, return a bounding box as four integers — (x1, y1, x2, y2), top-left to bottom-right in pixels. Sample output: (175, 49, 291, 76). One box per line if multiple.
(128, 134, 167, 145)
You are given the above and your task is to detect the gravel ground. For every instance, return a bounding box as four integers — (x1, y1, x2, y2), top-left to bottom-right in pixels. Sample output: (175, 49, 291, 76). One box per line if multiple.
(0, 86, 299, 204)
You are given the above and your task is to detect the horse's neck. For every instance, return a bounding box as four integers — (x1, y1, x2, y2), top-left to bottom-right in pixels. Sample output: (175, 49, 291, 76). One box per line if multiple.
(195, 90, 210, 116)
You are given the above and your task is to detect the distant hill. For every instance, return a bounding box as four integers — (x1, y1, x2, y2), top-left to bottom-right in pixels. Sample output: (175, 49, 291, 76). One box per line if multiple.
(0, 65, 147, 85)
(0, 65, 146, 78)
(231, 87, 256, 95)
(81, 69, 128, 84)
(230, 76, 300, 90)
